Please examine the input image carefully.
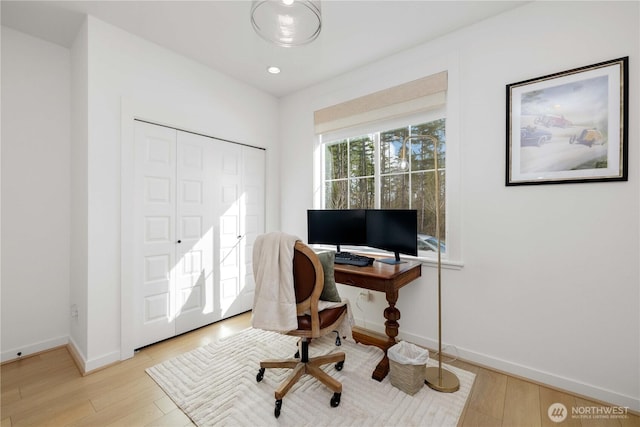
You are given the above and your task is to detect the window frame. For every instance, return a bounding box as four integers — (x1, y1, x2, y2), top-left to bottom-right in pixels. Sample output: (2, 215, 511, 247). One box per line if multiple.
(313, 107, 462, 269)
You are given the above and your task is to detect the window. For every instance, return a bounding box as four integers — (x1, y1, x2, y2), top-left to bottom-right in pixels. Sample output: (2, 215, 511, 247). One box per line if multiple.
(321, 115, 446, 256)
(313, 68, 461, 265)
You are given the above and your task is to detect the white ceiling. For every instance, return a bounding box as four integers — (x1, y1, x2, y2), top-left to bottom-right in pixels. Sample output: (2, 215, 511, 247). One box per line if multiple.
(1, 1, 528, 97)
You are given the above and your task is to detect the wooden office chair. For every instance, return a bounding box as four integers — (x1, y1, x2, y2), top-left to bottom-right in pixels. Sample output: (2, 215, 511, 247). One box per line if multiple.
(256, 241, 347, 418)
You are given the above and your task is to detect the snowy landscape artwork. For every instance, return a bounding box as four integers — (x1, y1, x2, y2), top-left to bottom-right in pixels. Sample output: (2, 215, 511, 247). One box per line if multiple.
(506, 57, 627, 185)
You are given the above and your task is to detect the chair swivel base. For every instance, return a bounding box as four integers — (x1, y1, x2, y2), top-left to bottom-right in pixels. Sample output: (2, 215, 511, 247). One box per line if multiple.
(256, 340, 345, 418)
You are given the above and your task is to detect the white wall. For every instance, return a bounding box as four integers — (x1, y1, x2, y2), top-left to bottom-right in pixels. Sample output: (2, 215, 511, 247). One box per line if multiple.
(1, 27, 71, 361)
(75, 17, 280, 369)
(69, 18, 89, 362)
(280, 1, 639, 410)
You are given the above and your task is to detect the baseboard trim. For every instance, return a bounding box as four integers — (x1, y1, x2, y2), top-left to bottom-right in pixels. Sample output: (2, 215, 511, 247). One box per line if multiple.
(67, 337, 122, 375)
(353, 317, 639, 412)
(67, 337, 88, 375)
(446, 345, 640, 413)
(1, 335, 68, 364)
(85, 350, 121, 374)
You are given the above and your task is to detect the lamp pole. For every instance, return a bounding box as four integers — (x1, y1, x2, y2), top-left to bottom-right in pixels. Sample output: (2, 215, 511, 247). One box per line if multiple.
(402, 135, 459, 393)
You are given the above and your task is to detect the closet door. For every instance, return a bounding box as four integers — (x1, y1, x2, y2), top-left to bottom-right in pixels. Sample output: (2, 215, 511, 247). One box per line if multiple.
(132, 121, 265, 348)
(174, 131, 218, 335)
(214, 144, 265, 318)
(133, 122, 177, 349)
(237, 147, 265, 313)
(215, 142, 244, 317)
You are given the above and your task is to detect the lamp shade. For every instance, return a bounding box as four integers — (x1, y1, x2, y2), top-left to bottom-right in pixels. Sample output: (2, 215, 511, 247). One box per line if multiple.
(251, 0, 321, 47)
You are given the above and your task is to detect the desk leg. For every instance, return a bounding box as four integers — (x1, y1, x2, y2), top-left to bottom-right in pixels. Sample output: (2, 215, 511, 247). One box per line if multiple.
(352, 289, 400, 381)
(383, 289, 400, 344)
(351, 328, 390, 381)
(378, 289, 400, 380)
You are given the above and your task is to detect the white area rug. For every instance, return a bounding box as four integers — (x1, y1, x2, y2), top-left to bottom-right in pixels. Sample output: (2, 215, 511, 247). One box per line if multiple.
(146, 328, 475, 426)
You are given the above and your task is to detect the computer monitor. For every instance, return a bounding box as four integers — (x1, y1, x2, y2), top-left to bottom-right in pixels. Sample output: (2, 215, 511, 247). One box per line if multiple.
(307, 209, 367, 253)
(366, 209, 418, 264)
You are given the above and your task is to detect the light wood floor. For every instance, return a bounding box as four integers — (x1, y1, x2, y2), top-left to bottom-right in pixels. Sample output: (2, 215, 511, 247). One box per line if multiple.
(1, 312, 637, 427)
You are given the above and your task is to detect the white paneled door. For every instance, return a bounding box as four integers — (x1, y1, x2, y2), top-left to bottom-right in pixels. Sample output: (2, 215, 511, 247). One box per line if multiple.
(174, 131, 216, 335)
(215, 143, 265, 319)
(133, 121, 264, 349)
(133, 122, 177, 349)
(239, 147, 265, 313)
(216, 142, 243, 320)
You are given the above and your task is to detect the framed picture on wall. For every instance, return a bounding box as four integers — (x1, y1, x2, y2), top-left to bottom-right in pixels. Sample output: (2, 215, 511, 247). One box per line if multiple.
(506, 57, 628, 186)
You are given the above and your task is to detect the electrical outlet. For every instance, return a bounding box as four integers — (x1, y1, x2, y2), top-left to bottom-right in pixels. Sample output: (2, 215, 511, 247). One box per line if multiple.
(358, 290, 372, 301)
(70, 304, 79, 320)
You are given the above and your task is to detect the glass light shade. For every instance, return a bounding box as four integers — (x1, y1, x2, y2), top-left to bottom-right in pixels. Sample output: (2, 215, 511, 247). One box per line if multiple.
(251, 0, 321, 47)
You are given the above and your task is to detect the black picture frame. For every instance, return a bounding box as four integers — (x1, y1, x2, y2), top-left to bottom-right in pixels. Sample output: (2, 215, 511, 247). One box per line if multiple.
(506, 57, 628, 186)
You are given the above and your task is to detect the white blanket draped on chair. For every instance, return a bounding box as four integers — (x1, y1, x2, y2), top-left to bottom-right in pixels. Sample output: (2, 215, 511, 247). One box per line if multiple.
(251, 232, 353, 339)
(251, 232, 300, 332)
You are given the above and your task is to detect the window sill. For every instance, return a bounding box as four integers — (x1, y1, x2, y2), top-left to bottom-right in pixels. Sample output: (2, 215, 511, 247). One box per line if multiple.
(415, 257, 464, 270)
(310, 244, 464, 270)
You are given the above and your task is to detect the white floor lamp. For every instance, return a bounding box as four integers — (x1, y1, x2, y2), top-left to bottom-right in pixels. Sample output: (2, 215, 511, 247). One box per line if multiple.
(401, 135, 459, 393)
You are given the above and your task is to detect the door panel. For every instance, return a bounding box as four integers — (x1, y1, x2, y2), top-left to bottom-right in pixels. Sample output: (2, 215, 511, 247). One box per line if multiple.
(238, 147, 265, 311)
(216, 143, 242, 317)
(133, 122, 177, 349)
(174, 131, 217, 335)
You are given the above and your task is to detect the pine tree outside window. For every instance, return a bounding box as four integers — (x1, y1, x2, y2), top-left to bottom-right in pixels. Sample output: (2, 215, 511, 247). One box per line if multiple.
(322, 117, 446, 256)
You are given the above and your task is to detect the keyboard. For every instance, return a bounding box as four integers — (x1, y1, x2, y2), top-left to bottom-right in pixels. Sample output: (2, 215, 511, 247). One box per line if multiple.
(334, 252, 375, 267)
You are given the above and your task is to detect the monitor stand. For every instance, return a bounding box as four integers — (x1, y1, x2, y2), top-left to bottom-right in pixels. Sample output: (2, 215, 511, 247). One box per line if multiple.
(335, 245, 354, 259)
(377, 252, 406, 265)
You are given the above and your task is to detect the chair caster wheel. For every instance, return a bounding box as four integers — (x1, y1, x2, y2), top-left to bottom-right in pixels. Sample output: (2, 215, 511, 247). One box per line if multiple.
(334, 330, 342, 346)
(274, 399, 282, 418)
(330, 392, 341, 407)
(256, 368, 265, 382)
(335, 361, 344, 371)
(294, 350, 300, 359)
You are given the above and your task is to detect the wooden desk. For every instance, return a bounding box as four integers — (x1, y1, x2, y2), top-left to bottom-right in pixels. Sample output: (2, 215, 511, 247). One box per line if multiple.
(334, 259, 422, 381)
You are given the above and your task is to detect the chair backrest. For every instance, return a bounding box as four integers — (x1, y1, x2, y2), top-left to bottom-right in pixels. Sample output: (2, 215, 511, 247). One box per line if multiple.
(293, 249, 316, 302)
(292, 241, 324, 336)
(292, 241, 324, 303)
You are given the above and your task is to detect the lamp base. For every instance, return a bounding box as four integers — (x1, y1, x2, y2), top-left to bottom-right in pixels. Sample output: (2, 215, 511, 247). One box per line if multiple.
(424, 366, 460, 393)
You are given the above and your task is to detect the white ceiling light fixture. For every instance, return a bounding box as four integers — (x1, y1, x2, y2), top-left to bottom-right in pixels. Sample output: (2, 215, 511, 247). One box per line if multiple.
(250, 0, 322, 48)
(267, 66, 281, 74)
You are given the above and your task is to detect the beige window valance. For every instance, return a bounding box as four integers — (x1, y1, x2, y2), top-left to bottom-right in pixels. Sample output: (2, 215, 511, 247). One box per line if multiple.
(314, 71, 447, 135)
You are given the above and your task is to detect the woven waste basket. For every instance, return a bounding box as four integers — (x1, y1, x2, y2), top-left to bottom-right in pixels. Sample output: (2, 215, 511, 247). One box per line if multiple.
(388, 341, 429, 395)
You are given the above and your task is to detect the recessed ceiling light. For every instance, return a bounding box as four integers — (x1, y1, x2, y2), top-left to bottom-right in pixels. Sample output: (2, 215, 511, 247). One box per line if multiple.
(267, 66, 281, 74)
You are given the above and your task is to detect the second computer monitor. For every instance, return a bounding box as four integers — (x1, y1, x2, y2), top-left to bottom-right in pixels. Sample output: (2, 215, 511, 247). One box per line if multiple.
(366, 209, 418, 264)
